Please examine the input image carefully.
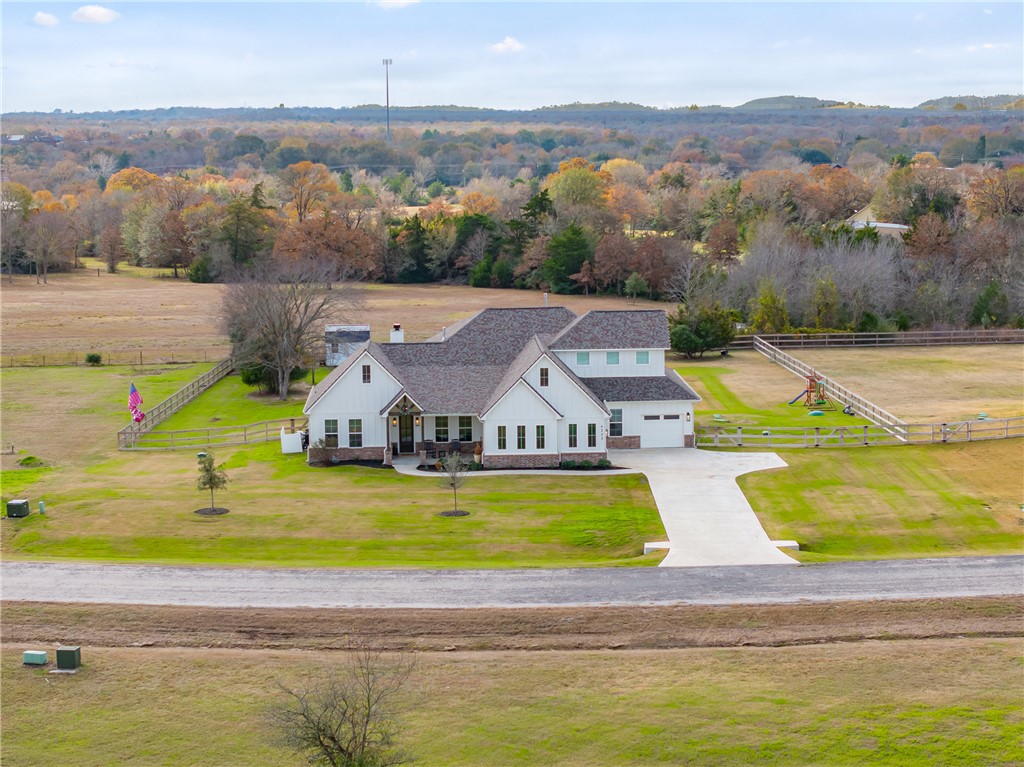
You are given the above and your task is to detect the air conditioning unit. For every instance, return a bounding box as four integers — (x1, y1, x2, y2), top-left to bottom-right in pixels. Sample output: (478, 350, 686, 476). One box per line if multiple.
(6, 499, 30, 518)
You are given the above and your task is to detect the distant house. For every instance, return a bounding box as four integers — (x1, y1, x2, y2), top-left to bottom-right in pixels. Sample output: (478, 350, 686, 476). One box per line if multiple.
(325, 325, 371, 366)
(847, 205, 910, 239)
(304, 307, 701, 468)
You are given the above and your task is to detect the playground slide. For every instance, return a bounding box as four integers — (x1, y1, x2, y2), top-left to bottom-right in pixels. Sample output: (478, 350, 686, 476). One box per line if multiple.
(788, 392, 805, 405)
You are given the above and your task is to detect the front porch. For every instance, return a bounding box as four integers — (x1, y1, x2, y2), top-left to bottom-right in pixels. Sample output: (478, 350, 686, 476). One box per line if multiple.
(382, 394, 482, 463)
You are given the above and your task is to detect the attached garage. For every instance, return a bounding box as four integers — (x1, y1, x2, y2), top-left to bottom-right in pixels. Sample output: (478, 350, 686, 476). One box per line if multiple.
(640, 413, 684, 448)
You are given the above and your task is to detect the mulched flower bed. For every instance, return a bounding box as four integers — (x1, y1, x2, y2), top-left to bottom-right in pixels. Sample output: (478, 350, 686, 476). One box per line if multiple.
(194, 507, 230, 516)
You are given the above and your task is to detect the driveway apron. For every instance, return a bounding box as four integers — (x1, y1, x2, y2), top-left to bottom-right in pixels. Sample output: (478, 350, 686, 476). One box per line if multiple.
(610, 448, 797, 567)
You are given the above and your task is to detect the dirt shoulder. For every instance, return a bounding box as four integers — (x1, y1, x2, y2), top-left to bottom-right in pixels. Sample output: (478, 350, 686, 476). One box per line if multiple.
(4, 597, 1020, 652)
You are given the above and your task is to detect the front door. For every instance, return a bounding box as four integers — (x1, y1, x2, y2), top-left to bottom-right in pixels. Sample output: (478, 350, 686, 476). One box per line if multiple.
(399, 415, 415, 454)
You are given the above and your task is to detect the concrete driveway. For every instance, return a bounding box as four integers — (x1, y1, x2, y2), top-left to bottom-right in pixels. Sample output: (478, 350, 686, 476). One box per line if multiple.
(609, 448, 797, 568)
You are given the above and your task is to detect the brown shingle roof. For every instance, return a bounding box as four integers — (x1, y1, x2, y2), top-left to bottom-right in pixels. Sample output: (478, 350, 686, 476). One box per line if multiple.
(550, 310, 670, 350)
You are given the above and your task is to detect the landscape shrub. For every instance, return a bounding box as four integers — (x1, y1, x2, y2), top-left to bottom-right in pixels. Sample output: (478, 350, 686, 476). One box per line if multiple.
(597, 458, 612, 469)
(84, 353, 102, 365)
(559, 459, 577, 469)
(577, 459, 593, 469)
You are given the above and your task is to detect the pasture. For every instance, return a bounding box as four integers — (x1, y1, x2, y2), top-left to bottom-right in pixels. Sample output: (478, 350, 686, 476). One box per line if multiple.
(3, 639, 1020, 766)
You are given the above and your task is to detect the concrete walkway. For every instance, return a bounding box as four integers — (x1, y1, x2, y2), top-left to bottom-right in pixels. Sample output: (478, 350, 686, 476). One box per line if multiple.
(609, 449, 796, 567)
(392, 449, 795, 568)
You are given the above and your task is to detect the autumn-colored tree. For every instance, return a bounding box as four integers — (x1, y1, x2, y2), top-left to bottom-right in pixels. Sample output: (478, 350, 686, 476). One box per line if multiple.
(904, 212, 954, 262)
(545, 158, 609, 209)
(24, 209, 72, 284)
(105, 167, 163, 193)
(601, 158, 648, 188)
(630, 236, 675, 296)
(458, 191, 499, 217)
(592, 231, 634, 293)
(967, 168, 1024, 219)
(274, 213, 376, 276)
(569, 259, 596, 295)
(281, 161, 337, 223)
(705, 219, 741, 262)
(606, 184, 652, 235)
(151, 209, 195, 278)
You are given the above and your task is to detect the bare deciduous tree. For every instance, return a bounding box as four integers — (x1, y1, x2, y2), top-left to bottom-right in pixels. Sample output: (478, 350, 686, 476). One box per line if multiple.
(438, 451, 470, 515)
(222, 257, 360, 399)
(271, 648, 414, 767)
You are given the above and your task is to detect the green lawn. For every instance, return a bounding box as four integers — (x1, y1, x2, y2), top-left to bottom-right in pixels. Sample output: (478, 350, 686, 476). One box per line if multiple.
(740, 440, 1024, 562)
(672, 359, 873, 429)
(153, 370, 328, 432)
(3, 640, 1020, 766)
(2, 442, 665, 568)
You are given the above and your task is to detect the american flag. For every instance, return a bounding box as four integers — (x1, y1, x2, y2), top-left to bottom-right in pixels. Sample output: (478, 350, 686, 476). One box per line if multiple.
(128, 382, 145, 423)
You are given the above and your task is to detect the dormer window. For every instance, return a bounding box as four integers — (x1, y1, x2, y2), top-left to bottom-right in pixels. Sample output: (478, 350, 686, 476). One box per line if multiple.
(636, 351, 650, 365)
(606, 351, 619, 365)
(576, 352, 590, 366)
(540, 367, 549, 386)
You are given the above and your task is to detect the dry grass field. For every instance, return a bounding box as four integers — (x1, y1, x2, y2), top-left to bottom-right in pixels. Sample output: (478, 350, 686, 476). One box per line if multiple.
(0, 267, 670, 358)
(797, 346, 1024, 423)
(3, 639, 1020, 766)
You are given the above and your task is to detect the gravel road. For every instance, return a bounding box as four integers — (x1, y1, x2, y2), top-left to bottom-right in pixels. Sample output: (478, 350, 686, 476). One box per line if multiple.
(3, 556, 1021, 608)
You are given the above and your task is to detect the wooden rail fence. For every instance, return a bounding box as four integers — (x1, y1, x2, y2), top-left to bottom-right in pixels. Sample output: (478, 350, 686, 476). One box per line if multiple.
(2, 349, 228, 368)
(730, 328, 1024, 350)
(752, 337, 908, 438)
(120, 417, 309, 451)
(117, 359, 234, 448)
(697, 416, 1023, 449)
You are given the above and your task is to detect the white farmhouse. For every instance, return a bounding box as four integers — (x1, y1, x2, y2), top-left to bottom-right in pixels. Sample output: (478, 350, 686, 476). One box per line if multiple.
(303, 307, 700, 468)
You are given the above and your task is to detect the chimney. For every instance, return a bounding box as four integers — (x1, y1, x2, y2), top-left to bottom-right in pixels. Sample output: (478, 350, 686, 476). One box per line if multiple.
(543, 292, 549, 307)
(441, 326, 446, 340)
(390, 323, 404, 343)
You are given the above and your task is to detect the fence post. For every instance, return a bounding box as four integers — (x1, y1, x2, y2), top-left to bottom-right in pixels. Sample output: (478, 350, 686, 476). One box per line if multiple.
(737, 426, 743, 447)
(814, 427, 820, 448)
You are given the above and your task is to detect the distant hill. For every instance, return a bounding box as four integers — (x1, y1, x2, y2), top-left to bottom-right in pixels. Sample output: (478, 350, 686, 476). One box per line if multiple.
(736, 96, 842, 110)
(915, 94, 1023, 110)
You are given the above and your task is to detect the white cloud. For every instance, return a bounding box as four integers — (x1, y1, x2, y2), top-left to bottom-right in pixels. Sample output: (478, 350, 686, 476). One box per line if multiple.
(71, 5, 120, 24)
(33, 11, 59, 27)
(373, 0, 419, 9)
(983, 8, 993, 14)
(489, 36, 525, 55)
(966, 42, 1009, 52)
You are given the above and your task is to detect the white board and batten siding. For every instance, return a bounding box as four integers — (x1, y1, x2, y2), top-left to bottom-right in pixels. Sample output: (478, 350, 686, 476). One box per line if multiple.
(610, 400, 695, 448)
(482, 381, 560, 455)
(307, 352, 401, 447)
(552, 349, 665, 378)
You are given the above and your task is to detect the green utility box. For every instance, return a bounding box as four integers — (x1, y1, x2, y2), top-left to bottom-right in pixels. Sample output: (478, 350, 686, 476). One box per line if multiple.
(23, 650, 48, 666)
(56, 646, 81, 670)
(6, 499, 30, 518)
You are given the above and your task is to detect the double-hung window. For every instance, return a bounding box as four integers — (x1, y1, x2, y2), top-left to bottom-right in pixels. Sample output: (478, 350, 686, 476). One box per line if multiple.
(609, 409, 623, 437)
(348, 419, 363, 448)
(536, 424, 545, 450)
(435, 417, 449, 443)
(516, 425, 527, 450)
(324, 419, 339, 448)
(587, 423, 597, 448)
(568, 423, 578, 448)
(497, 425, 507, 450)
(459, 416, 473, 442)
(539, 367, 549, 387)
(361, 364, 371, 383)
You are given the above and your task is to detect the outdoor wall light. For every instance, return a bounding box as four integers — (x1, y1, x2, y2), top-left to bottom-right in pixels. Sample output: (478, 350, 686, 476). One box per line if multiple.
(391, 417, 398, 427)
(415, 416, 421, 427)
(685, 412, 691, 422)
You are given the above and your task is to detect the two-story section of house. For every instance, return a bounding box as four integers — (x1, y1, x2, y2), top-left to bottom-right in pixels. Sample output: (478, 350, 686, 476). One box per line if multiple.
(303, 306, 700, 468)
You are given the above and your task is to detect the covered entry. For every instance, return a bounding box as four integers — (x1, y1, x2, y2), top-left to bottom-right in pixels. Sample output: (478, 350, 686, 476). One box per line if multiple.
(640, 413, 684, 448)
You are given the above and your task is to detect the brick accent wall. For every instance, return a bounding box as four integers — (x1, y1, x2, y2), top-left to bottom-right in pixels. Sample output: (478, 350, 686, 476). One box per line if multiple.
(484, 453, 561, 469)
(563, 451, 607, 464)
(684, 434, 695, 448)
(607, 436, 641, 449)
(310, 446, 387, 465)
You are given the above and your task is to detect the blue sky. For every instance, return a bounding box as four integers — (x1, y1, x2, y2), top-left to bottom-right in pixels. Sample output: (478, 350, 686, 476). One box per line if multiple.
(2, 1, 1021, 112)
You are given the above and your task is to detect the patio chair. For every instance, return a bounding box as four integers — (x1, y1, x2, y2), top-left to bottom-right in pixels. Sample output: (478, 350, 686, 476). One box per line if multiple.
(424, 440, 436, 458)
(450, 440, 461, 455)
